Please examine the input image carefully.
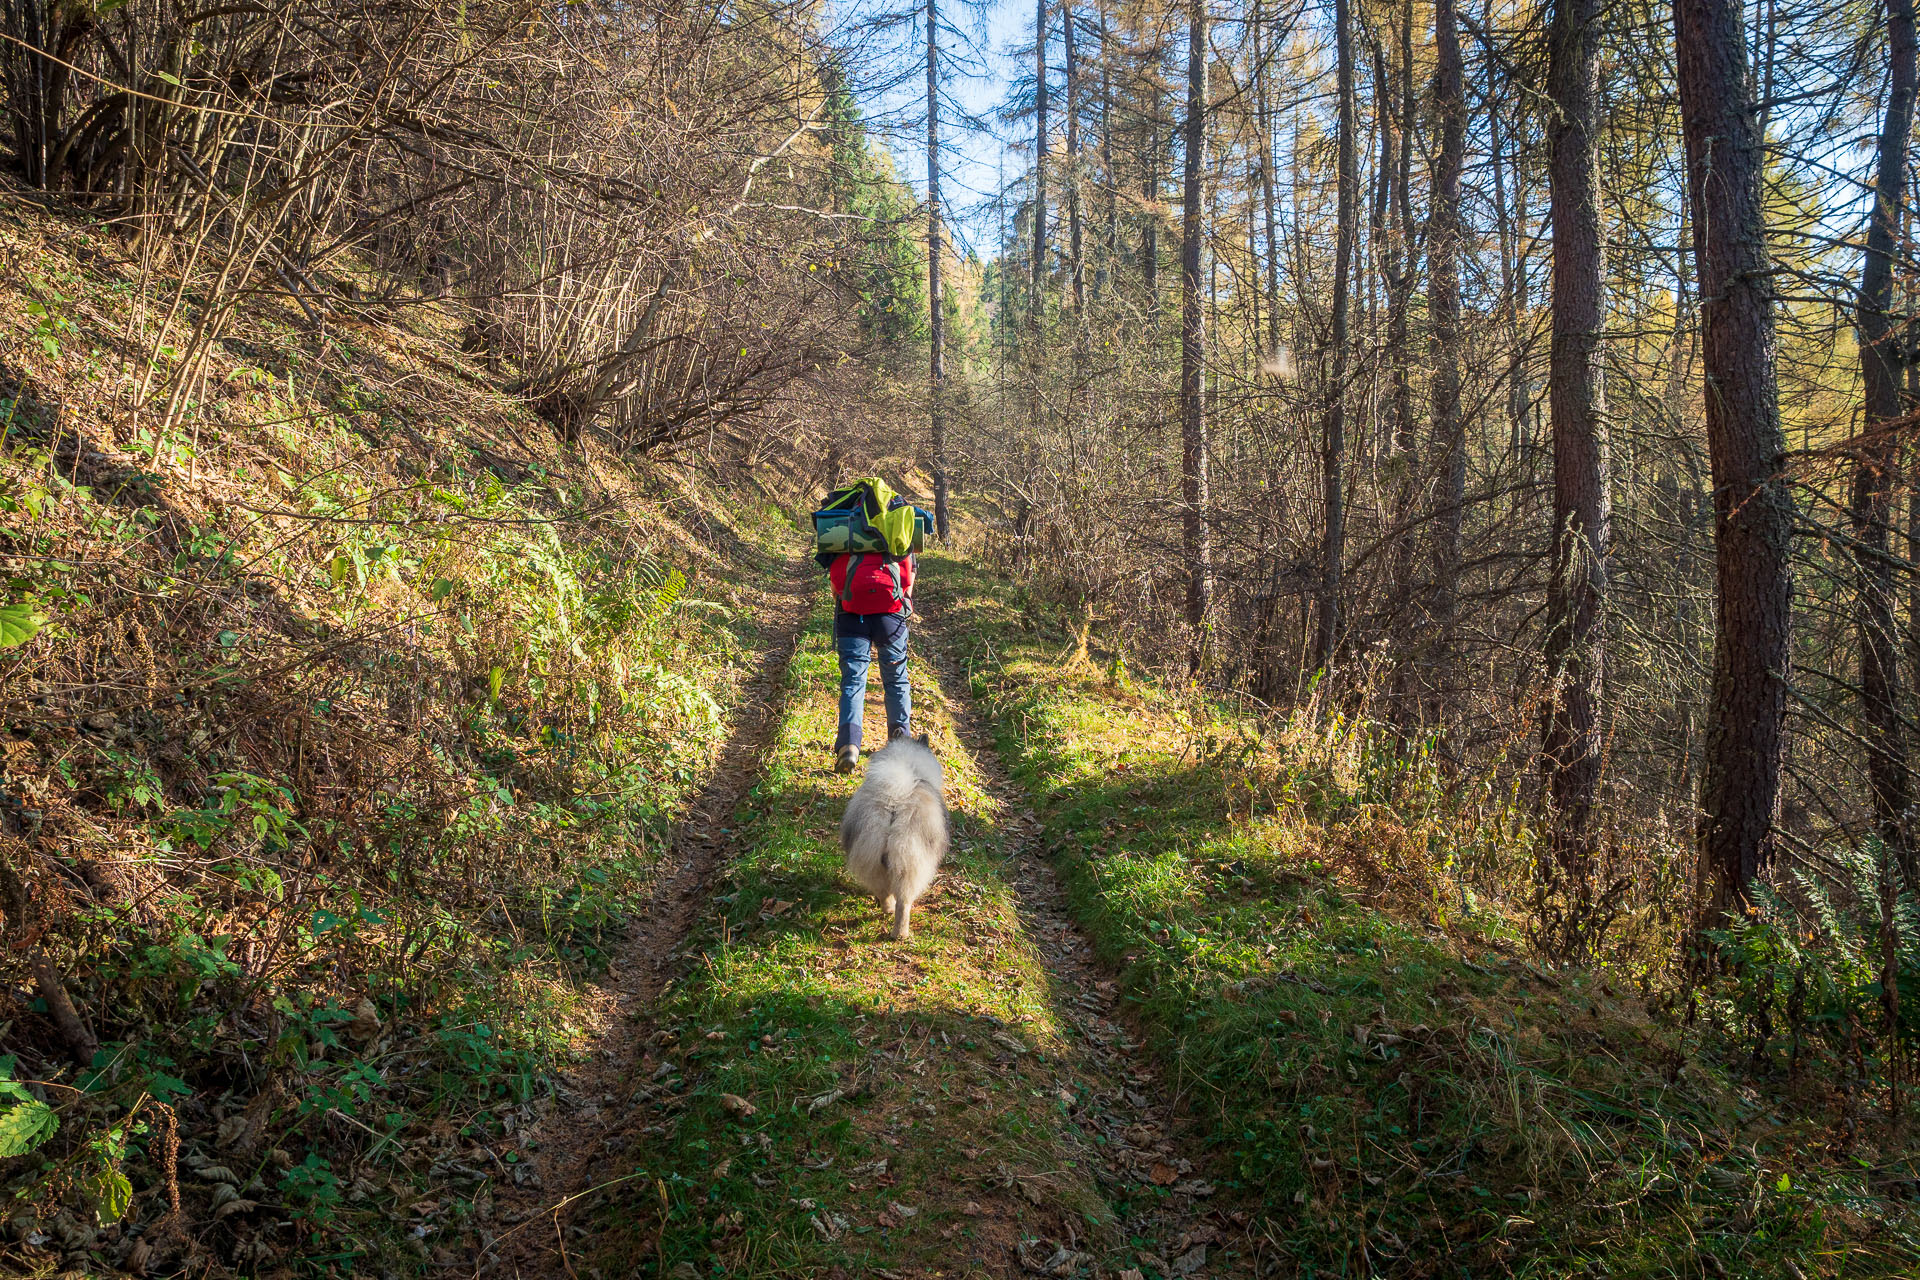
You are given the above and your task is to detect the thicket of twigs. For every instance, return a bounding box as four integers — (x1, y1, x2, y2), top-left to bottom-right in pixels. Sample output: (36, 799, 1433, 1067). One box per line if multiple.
(934, 0, 1918, 1116)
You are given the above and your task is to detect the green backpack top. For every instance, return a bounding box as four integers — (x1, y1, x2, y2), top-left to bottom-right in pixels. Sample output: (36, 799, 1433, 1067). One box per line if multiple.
(812, 477, 925, 562)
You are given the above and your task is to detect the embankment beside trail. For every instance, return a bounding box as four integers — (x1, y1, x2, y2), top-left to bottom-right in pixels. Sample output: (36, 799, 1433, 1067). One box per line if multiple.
(918, 551, 1920, 1279)
(0, 186, 808, 1276)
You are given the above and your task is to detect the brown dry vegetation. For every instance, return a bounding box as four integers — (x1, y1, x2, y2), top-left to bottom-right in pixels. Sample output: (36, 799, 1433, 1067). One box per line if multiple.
(0, 179, 838, 1274)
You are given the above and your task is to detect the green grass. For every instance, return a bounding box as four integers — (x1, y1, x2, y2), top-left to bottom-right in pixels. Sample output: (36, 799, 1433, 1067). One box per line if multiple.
(582, 599, 1116, 1276)
(918, 552, 1920, 1279)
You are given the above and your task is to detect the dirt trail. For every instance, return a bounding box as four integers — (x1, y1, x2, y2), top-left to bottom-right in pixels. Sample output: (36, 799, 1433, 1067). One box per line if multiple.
(478, 557, 812, 1279)
(477, 574, 1240, 1277)
(917, 615, 1245, 1277)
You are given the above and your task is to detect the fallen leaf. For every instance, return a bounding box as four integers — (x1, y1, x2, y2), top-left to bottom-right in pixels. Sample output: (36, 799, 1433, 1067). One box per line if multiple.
(1173, 1244, 1208, 1275)
(1016, 1239, 1089, 1276)
(1149, 1162, 1179, 1186)
(962, 1200, 983, 1216)
(719, 1093, 757, 1118)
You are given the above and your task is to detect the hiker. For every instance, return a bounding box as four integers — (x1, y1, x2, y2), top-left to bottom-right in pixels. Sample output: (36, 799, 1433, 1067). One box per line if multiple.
(815, 479, 931, 773)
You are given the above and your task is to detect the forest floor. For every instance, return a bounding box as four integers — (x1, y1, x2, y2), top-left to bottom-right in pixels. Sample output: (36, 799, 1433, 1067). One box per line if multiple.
(467, 550, 1920, 1280)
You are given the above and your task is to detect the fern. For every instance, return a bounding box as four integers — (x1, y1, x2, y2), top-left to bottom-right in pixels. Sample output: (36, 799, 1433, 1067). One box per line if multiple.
(1718, 838, 1920, 1066)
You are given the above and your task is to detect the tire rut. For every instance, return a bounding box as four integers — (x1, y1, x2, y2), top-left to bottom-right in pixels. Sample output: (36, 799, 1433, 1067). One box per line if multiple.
(477, 557, 813, 1279)
(917, 613, 1248, 1278)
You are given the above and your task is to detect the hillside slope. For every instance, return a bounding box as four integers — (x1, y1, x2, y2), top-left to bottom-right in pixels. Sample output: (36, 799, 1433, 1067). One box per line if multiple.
(0, 182, 814, 1275)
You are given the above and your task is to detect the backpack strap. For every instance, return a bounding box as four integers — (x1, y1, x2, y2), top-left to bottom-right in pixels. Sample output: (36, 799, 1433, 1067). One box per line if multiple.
(839, 553, 865, 610)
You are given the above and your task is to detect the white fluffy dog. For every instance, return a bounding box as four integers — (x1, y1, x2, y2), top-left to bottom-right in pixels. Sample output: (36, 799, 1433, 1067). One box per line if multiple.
(839, 735, 948, 940)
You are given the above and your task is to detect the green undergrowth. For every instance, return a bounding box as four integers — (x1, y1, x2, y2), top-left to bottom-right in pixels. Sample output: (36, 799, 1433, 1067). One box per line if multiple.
(583, 600, 1116, 1277)
(0, 190, 803, 1277)
(919, 552, 1920, 1279)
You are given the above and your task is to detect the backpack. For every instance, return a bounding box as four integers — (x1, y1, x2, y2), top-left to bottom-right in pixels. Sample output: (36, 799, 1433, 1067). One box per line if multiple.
(836, 552, 910, 615)
(812, 477, 928, 565)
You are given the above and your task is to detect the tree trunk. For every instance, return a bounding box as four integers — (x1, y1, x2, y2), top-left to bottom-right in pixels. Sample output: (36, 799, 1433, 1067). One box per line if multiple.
(1066, 0, 1084, 323)
(1486, 0, 1526, 459)
(1143, 76, 1161, 312)
(1180, 0, 1214, 671)
(1378, 16, 1418, 725)
(1427, 0, 1466, 712)
(1032, 0, 1049, 327)
(1098, 1, 1116, 303)
(1853, 0, 1917, 885)
(1541, 0, 1611, 883)
(1313, 0, 1357, 673)
(928, 0, 950, 539)
(1256, 0, 1282, 362)
(1674, 0, 1793, 925)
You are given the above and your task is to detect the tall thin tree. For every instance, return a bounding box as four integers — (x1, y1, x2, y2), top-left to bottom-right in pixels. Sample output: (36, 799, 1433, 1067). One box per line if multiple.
(1852, 0, 1917, 884)
(1313, 0, 1358, 671)
(1032, 0, 1049, 325)
(1180, 0, 1214, 669)
(1673, 0, 1793, 923)
(927, 0, 951, 539)
(1427, 0, 1466, 706)
(1540, 0, 1611, 885)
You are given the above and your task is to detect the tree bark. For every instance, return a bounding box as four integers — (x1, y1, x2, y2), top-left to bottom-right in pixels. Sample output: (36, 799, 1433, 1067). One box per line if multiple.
(1541, 0, 1611, 881)
(928, 0, 950, 539)
(1853, 0, 1917, 884)
(1674, 0, 1793, 925)
(1180, 0, 1214, 670)
(1427, 0, 1466, 711)
(1032, 0, 1049, 328)
(1256, 0, 1282, 362)
(1313, 0, 1357, 673)
(1066, 0, 1084, 323)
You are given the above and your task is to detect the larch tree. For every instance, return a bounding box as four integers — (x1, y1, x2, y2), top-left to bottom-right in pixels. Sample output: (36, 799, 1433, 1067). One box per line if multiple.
(1673, 0, 1792, 923)
(1540, 0, 1611, 890)
(1313, 0, 1358, 673)
(1851, 0, 1917, 883)
(1427, 0, 1466, 700)
(928, 0, 950, 539)
(1180, 0, 1215, 669)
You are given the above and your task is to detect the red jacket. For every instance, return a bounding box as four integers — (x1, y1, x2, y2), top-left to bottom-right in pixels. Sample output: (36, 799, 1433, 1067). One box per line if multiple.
(830, 552, 914, 615)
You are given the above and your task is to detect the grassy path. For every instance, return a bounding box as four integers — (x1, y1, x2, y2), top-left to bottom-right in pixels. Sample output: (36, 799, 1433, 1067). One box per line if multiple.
(534, 592, 1238, 1278)
(469, 548, 1920, 1280)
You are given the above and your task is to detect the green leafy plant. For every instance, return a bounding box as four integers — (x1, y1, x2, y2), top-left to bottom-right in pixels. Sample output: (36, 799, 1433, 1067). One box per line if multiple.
(0, 1057, 57, 1157)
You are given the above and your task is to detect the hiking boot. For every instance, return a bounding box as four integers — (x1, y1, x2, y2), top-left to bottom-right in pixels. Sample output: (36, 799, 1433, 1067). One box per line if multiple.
(833, 744, 859, 774)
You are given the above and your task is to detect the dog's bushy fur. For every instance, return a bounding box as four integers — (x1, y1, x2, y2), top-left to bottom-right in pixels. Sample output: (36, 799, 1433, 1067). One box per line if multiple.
(840, 736, 948, 940)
